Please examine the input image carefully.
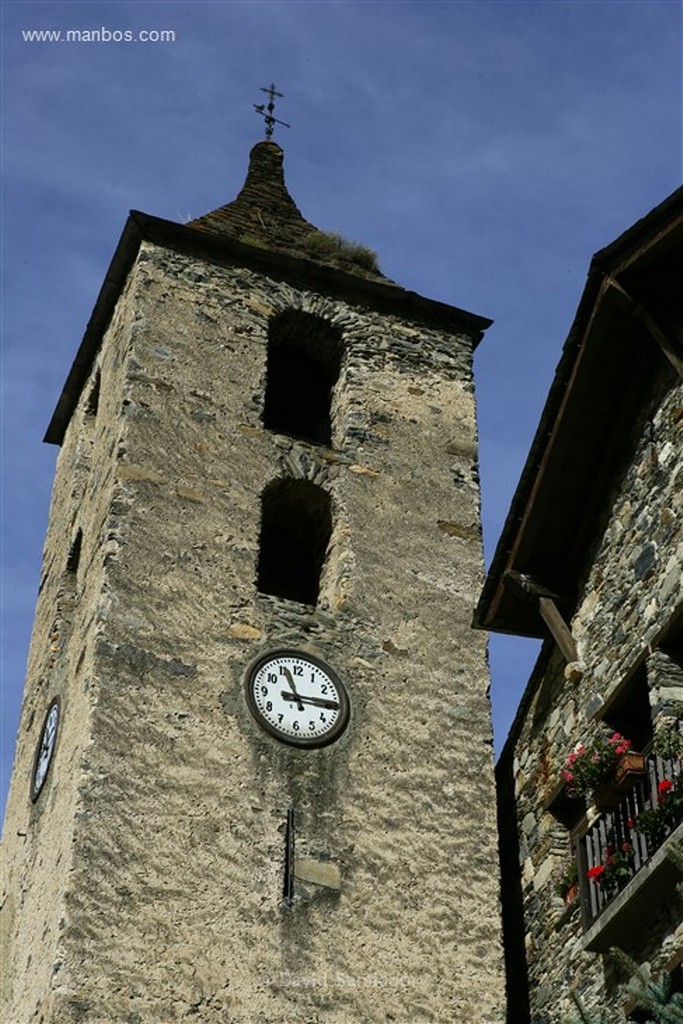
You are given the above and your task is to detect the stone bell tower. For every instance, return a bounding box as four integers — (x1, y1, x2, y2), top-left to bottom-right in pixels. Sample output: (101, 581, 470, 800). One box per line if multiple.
(1, 134, 505, 1023)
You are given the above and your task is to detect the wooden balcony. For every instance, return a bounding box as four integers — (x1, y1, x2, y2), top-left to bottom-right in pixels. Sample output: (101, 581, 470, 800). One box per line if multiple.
(577, 754, 682, 952)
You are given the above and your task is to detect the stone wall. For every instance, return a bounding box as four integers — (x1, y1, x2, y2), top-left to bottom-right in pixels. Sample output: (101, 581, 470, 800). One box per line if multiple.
(0, 272, 138, 1020)
(2, 241, 505, 1023)
(501, 359, 683, 1023)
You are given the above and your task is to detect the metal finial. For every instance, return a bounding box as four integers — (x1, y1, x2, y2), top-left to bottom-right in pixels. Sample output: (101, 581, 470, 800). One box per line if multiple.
(254, 83, 290, 140)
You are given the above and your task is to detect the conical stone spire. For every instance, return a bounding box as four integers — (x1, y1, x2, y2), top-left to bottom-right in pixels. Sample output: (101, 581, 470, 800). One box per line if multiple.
(189, 141, 384, 279)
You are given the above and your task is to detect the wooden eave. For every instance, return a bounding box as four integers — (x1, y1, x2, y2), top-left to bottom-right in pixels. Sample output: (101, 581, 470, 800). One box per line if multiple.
(474, 186, 683, 638)
(45, 211, 491, 446)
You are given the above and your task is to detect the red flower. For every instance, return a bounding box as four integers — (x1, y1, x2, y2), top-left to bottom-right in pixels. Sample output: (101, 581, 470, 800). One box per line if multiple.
(587, 865, 605, 881)
(658, 779, 674, 795)
(567, 745, 586, 765)
(626, 818, 636, 829)
(608, 732, 632, 756)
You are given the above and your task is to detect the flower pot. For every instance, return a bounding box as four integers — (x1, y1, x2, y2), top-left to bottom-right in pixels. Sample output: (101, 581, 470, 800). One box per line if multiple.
(564, 881, 579, 906)
(614, 751, 646, 792)
(592, 752, 647, 811)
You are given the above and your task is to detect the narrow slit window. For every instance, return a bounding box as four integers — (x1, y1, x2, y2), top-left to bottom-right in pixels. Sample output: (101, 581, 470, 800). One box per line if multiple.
(262, 311, 342, 446)
(257, 480, 332, 606)
(86, 371, 101, 418)
(66, 529, 83, 576)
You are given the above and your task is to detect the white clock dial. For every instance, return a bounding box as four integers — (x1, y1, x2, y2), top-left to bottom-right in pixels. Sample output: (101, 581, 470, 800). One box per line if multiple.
(246, 651, 349, 748)
(31, 697, 60, 802)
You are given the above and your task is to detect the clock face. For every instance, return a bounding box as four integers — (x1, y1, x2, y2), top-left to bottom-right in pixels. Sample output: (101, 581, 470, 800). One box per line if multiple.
(30, 697, 60, 803)
(245, 650, 349, 748)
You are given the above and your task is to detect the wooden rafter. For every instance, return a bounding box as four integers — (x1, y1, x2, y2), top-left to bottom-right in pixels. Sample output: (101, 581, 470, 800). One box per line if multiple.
(606, 275, 683, 379)
(503, 571, 578, 662)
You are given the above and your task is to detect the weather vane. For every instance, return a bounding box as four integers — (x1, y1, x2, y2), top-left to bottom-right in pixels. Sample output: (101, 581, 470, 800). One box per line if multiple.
(254, 83, 290, 140)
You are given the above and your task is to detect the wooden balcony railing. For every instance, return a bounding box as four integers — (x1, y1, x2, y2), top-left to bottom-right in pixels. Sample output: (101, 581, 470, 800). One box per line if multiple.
(579, 754, 682, 926)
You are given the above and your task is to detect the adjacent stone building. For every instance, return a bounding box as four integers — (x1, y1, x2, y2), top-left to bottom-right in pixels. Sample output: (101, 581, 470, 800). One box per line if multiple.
(1, 141, 506, 1023)
(475, 187, 683, 1021)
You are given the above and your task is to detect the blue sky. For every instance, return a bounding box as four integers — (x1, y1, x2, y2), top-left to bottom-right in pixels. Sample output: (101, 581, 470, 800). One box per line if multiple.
(1, 0, 681, 824)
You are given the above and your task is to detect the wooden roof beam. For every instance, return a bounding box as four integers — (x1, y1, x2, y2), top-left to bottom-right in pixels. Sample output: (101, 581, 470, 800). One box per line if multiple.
(607, 276, 683, 379)
(503, 571, 578, 663)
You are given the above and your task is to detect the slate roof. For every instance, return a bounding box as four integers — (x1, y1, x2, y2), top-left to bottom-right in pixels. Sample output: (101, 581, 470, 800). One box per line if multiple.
(188, 141, 388, 280)
(474, 185, 683, 639)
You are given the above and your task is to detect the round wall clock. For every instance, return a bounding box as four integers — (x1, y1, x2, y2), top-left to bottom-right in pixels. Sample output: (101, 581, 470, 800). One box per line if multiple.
(245, 650, 350, 748)
(30, 696, 61, 803)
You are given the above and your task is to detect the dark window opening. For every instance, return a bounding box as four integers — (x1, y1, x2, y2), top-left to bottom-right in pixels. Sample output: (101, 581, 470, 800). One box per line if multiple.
(602, 665, 653, 753)
(545, 782, 586, 832)
(66, 529, 83, 576)
(86, 371, 101, 417)
(257, 480, 332, 606)
(262, 310, 343, 446)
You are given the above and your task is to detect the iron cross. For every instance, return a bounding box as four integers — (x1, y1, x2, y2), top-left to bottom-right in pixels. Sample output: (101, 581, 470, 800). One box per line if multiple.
(254, 83, 291, 140)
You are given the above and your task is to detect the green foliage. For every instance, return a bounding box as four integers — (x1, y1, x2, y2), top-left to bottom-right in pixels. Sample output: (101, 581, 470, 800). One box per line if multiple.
(636, 806, 674, 847)
(303, 230, 380, 273)
(562, 732, 632, 799)
(635, 780, 683, 849)
(586, 838, 635, 896)
(564, 950, 683, 1024)
(237, 232, 269, 249)
(611, 949, 683, 1024)
(654, 720, 683, 762)
(553, 857, 579, 898)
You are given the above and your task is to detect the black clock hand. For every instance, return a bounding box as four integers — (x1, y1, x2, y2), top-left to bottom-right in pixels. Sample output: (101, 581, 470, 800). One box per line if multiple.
(282, 667, 305, 711)
(280, 691, 340, 711)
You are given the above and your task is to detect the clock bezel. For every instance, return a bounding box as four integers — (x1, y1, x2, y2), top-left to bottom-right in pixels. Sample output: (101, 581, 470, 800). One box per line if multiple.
(30, 695, 61, 803)
(245, 649, 350, 749)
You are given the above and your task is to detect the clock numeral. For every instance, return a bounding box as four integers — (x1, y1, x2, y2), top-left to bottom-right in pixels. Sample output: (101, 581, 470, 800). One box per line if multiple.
(278, 714, 284, 723)
(309, 721, 315, 731)
(266, 701, 273, 712)
(267, 673, 277, 683)
(292, 721, 300, 731)
(293, 665, 303, 677)
(321, 684, 328, 694)
(261, 686, 268, 696)
(320, 713, 327, 722)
